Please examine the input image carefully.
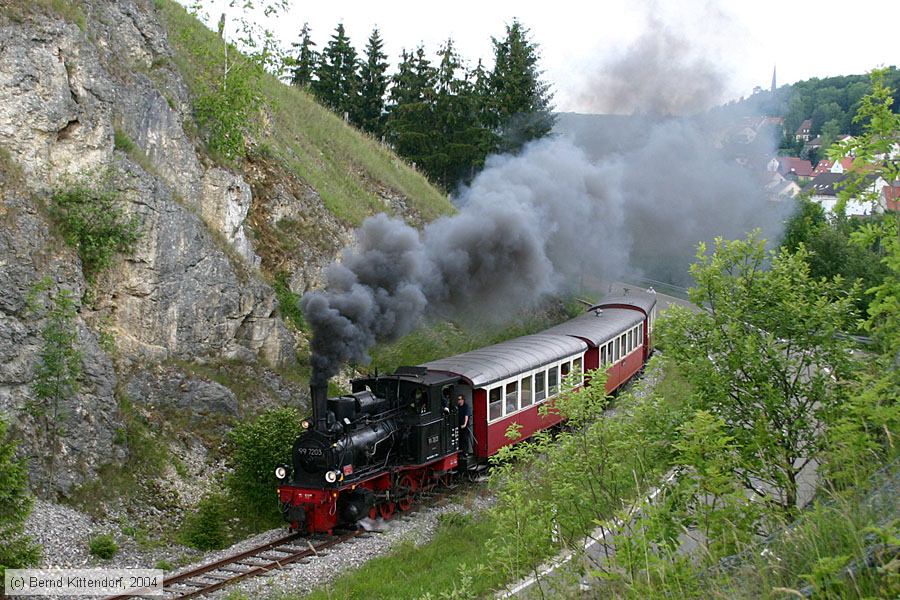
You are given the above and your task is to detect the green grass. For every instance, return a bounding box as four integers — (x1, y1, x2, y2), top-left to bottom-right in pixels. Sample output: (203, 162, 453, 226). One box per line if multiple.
(1, 0, 86, 30)
(156, 0, 452, 226)
(298, 513, 503, 600)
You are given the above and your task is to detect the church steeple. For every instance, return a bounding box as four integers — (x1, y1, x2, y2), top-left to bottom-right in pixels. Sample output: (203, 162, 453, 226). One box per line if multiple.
(771, 65, 777, 92)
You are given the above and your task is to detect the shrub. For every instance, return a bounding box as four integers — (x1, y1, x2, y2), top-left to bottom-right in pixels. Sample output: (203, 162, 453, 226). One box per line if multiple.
(49, 175, 140, 282)
(226, 407, 303, 522)
(273, 271, 304, 330)
(88, 534, 118, 559)
(181, 495, 228, 551)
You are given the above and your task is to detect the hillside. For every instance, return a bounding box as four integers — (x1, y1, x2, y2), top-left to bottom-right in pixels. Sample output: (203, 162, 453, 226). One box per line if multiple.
(0, 0, 449, 510)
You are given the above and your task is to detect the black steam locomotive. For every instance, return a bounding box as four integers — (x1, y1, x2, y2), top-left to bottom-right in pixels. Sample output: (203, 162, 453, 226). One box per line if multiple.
(277, 367, 464, 533)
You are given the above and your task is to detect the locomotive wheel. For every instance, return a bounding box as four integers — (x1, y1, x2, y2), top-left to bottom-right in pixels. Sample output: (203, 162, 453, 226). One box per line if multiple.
(397, 474, 417, 512)
(379, 501, 396, 519)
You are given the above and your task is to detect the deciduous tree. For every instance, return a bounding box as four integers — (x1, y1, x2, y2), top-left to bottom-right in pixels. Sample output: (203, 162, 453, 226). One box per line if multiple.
(658, 234, 859, 519)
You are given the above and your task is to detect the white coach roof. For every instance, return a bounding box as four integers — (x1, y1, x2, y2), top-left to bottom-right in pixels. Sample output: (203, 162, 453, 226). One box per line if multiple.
(421, 334, 587, 388)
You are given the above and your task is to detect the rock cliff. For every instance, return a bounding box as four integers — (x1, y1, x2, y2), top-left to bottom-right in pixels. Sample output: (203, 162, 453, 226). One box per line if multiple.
(0, 0, 446, 496)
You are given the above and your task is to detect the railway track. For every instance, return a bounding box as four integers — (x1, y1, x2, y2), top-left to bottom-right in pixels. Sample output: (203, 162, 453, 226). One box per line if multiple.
(105, 530, 362, 600)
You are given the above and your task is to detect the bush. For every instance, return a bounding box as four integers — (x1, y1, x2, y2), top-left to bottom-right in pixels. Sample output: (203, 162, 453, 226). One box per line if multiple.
(181, 495, 228, 551)
(273, 271, 304, 330)
(49, 175, 140, 282)
(88, 534, 118, 559)
(226, 407, 303, 523)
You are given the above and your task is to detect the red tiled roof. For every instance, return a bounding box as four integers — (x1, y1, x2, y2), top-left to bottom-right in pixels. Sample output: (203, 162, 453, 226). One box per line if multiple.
(812, 159, 833, 176)
(777, 156, 813, 177)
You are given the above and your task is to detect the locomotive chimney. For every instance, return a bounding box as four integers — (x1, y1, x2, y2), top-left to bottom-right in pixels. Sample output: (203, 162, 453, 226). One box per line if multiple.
(311, 382, 329, 432)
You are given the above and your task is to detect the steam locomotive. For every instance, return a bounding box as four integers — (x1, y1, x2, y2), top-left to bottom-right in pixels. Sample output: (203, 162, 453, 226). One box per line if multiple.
(276, 293, 658, 534)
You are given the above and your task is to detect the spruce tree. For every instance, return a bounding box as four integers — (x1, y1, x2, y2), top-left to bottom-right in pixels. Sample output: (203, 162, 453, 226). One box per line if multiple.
(489, 19, 555, 154)
(359, 27, 389, 137)
(386, 46, 438, 172)
(0, 416, 41, 581)
(431, 39, 492, 189)
(312, 23, 361, 122)
(289, 22, 317, 88)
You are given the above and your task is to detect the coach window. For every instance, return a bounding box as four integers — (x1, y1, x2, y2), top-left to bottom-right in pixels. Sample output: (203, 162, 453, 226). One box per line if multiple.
(608, 341, 615, 363)
(628, 330, 633, 351)
(535, 370, 546, 402)
(620, 334, 626, 357)
(600, 345, 607, 365)
(505, 381, 518, 414)
(548, 366, 559, 396)
(489, 387, 502, 421)
(561, 361, 571, 389)
(573, 356, 583, 378)
(638, 323, 643, 343)
(521, 375, 533, 407)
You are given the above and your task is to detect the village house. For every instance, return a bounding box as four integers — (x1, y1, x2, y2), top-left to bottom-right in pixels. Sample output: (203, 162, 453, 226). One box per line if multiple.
(811, 157, 856, 176)
(809, 172, 888, 216)
(767, 156, 814, 180)
(795, 119, 813, 143)
(764, 171, 802, 200)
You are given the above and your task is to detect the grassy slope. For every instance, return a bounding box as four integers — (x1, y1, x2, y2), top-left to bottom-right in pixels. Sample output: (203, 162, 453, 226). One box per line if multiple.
(157, 0, 452, 226)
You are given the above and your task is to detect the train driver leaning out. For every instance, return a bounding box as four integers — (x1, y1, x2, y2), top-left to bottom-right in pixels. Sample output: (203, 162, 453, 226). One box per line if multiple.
(456, 395, 473, 455)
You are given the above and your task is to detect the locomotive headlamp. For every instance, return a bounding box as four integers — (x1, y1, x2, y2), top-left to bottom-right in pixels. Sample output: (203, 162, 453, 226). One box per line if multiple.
(275, 466, 288, 480)
(301, 419, 310, 429)
(325, 470, 339, 483)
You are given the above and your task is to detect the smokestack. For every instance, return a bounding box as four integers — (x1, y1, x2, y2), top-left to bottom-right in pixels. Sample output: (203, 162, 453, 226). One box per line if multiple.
(311, 383, 328, 432)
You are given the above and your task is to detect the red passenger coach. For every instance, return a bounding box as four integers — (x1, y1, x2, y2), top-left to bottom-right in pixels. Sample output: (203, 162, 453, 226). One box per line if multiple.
(422, 293, 658, 460)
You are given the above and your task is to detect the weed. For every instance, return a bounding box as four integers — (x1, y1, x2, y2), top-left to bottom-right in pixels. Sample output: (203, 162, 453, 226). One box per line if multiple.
(180, 495, 228, 551)
(88, 534, 118, 560)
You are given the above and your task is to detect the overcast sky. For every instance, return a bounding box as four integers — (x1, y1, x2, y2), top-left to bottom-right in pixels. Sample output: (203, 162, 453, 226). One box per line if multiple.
(200, 0, 898, 114)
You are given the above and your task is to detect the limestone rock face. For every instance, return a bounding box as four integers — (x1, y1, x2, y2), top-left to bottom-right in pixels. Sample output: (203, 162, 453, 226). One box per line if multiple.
(0, 16, 114, 186)
(0, 1, 299, 494)
(124, 367, 239, 419)
(0, 194, 121, 496)
(200, 168, 261, 268)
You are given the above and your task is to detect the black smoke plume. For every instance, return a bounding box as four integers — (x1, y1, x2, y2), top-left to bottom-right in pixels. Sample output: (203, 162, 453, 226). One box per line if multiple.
(302, 6, 788, 383)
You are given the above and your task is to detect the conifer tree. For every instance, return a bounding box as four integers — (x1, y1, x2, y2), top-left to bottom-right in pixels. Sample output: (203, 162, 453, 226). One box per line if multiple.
(289, 22, 317, 88)
(489, 20, 555, 154)
(386, 46, 438, 170)
(358, 27, 389, 137)
(0, 416, 41, 581)
(312, 23, 361, 121)
(431, 39, 492, 189)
